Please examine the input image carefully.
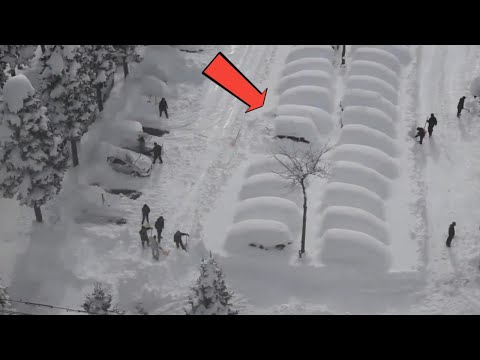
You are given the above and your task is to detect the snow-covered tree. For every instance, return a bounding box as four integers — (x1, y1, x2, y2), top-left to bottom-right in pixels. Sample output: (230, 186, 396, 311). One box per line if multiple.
(82, 282, 124, 315)
(113, 45, 142, 78)
(186, 254, 238, 315)
(37, 45, 97, 166)
(0, 277, 13, 314)
(0, 75, 68, 222)
(0, 45, 36, 78)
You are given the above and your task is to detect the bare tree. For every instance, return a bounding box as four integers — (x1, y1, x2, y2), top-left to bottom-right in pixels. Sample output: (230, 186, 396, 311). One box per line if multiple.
(271, 143, 332, 258)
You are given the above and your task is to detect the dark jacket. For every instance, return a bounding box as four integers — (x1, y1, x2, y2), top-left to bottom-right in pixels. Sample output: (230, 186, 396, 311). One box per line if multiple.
(139, 228, 149, 242)
(449, 224, 455, 237)
(155, 217, 164, 230)
(416, 128, 426, 137)
(458, 97, 466, 109)
(159, 98, 168, 110)
(427, 116, 437, 129)
(153, 144, 162, 157)
(174, 231, 188, 242)
(142, 204, 150, 215)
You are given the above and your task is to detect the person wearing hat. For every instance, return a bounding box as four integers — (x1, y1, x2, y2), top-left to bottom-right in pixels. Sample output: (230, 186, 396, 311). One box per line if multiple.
(446, 222, 456, 248)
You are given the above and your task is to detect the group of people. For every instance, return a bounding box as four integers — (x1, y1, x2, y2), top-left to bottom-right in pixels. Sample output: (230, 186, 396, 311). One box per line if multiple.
(140, 204, 190, 260)
(414, 113, 438, 144)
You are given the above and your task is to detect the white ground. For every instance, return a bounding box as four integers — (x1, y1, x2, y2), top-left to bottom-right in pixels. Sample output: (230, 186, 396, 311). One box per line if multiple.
(2, 45, 480, 314)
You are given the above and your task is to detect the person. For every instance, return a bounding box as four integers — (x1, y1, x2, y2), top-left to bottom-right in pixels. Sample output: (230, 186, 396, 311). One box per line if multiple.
(152, 142, 163, 164)
(426, 113, 437, 137)
(414, 127, 426, 144)
(446, 222, 456, 247)
(457, 96, 466, 118)
(174, 230, 189, 251)
(150, 235, 160, 260)
(159, 97, 168, 118)
(141, 204, 150, 225)
(139, 226, 149, 249)
(138, 135, 146, 152)
(155, 216, 165, 241)
(341, 45, 346, 66)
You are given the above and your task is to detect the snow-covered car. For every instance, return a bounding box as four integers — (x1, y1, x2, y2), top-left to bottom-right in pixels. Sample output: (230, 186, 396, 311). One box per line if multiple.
(107, 153, 152, 177)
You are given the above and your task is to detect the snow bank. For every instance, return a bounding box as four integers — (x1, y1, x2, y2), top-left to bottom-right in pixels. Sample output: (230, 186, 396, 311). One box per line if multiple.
(279, 85, 333, 113)
(330, 161, 391, 199)
(348, 60, 399, 90)
(3, 74, 35, 113)
(343, 90, 397, 123)
(238, 173, 302, 206)
(328, 144, 399, 179)
(342, 106, 396, 138)
(245, 155, 290, 178)
(319, 182, 386, 220)
(225, 219, 293, 255)
(274, 115, 319, 143)
(282, 58, 334, 77)
(346, 75, 397, 105)
(277, 70, 333, 95)
(276, 104, 333, 135)
(233, 197, 302, 237)
(319, 206, 390, 245)
(319, 229, 392, 273)
(351, 48, 401, 75)
(338, 124, 398, 157)
(285, 45, 335, 64)
(351, 45, 411, 66)
(470, 76, 480, 97)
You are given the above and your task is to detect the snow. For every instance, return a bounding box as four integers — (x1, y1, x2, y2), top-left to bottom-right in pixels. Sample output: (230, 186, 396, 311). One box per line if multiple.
(348, 60, 399, 90)
(3, 74, 35, 113)
(238, 173, 303, 206)
(330, 161, 391, 199)
(338, 124, 399, 157)
(343, 90, 398, 123)
(244, 155, 291, 178)
(276, 104, 333, 135)
(346, 75, 398, 105)
(351, 48, 401, 75)
(328, 144, 399, 179)
(224, 219, 293, 255)
(319, 206, 391, 246)
(319, 229, 392, 273)
(319, 182, 386, 221)
(351, 45, 412, 66)
(282, 58, 334, 77)
(233, 196, 302, 238)
(285, 45, 335, 64)
(279, 85, 333, 113)
(470, 76, 480, 97)
(274, 115, 319, 143)
(277, 70, 333, 94)
(342, 106, 396, 138)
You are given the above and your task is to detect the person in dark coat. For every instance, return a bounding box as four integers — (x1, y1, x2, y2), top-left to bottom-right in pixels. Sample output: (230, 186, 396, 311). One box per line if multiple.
(174, 230, 189, 251)
(457, 96, 466, 118)
(426, 113, 437, 137)
(341, 45, 346, 66)
(139, 226, 149, 249)
(155, 216, 165, 241)
(152, 142, 163, 164)
(159, 97, 168, 118)
(446, 222, 456, 247)
(414, 127, 426, 144)
(141, 204, 150, 225)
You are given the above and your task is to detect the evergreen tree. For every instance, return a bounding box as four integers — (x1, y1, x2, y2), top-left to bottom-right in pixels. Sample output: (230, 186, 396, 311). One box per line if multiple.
(0, 45, 36, 78)
(113, 45, 142, 78)
(82, 282, 124, 315)
(186, 254, 238, 315)
(0, 277, 13, 314)
(0, 74, 68, 222)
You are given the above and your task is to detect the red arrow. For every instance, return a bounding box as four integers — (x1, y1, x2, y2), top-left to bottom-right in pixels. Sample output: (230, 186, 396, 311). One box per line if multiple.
(202, 52, 268, 113)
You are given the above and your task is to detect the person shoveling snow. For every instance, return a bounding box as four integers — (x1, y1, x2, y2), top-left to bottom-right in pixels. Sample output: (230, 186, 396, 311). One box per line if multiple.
(174, 230, 189, 251)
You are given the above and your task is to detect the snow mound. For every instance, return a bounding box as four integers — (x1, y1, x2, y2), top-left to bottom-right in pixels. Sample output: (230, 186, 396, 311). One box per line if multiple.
(330, 161, 391, 199)
(319, 182, 386, 220)
(319, 206, 390, 245)
(233, 197, 302, 237)
(319, 229, 392, 273)
(238, 173, 302, 206)
(279, 85, 333, 113)
(342, 106, 396, 138)
(285, 45, 335, 64)
(348, 60, 399, 90)
(351, 48, 401, 75)
(351, 45, 411, 65)
(470, 77, 480, 97)
(328, 144, 399, 179)
(346, 75, 397, 105)
(277, 70, 333, 95)
(282, 58, 334, 77)
(140, 75, 171, 98)
(338, 124, 398, 157)
(245, 155, 290, 178)
(343, 89, 397, 122)
(3, 74, 35, 113)
(277, 104, 333, 135)
(225, 219, 293, 255)
(274, 115, 319, 143)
